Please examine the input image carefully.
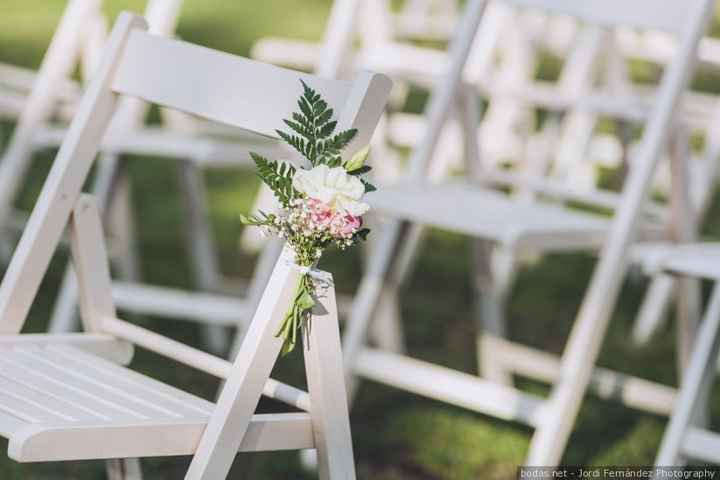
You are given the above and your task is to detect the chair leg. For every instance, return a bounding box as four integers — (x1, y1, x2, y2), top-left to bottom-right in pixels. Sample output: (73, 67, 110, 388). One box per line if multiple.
(675, 275, 702, 374)
(360, 216, 418, 356)
(228, 238, 284, 359)
(656, 284, 720, 465)
(106, 165, 140, 283)
(105, 458, 143, 480)
(177, 161, 228, 354)
(48, 153, 124, 333)
(632, 273, 675, 345)
(304, 274, 356, 479)
(343, 221, 406, 401)
(371, 287, 405, 354)
(473, 240, 516, 385)
(0, 0, 94, 233)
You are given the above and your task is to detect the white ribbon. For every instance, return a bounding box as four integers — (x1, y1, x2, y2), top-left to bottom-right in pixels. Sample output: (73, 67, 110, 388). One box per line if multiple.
(287, 261, 333, 286)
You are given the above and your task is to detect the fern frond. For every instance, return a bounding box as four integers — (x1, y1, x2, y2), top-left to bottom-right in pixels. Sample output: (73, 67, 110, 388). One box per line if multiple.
(251, 152, 299, 207)
(278, 80, 362, 167)
(316, 128, 357, 166)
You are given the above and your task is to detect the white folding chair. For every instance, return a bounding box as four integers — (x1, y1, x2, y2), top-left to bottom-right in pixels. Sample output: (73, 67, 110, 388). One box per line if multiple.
(342, 0, 713, 466)
(629, 107, 720, 358)
(653, 246, 720, 465)
(0, 0, 101, 123)
(0, 12, 391, 479)
(251, 0, 461, 72)
(378, 1, 720, 378)
(0, 0, 202, 339)
(0, 0, 108, 239)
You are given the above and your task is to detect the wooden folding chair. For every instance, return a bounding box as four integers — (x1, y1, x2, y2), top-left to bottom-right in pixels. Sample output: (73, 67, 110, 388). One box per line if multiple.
(0, 0, 107, 235)
(0, 0, 100, 123)
(652, 246, 720, 465)
(341, 0, 713, 465)
(379, 1, 720, 383)
(0, 12, 391, 479)
(629, 106, 720, 359)
(251, 0, 461, 72)
(0, 0, 194, 338)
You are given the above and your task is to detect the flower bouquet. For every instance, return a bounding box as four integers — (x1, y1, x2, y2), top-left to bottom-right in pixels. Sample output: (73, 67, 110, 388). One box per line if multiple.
(241, 80, 375, 355)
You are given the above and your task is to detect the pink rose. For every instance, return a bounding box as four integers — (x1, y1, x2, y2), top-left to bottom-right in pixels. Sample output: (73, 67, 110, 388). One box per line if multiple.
(308, 199, 333, 226)
(338, 214, 361, 237)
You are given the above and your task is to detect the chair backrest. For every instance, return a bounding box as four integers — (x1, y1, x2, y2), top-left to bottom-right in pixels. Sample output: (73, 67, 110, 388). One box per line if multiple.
(113, 30, 390, 158)
(506, 0, 693, 35)
(462, 0, 714, 219)
(0, 12, 392, 335)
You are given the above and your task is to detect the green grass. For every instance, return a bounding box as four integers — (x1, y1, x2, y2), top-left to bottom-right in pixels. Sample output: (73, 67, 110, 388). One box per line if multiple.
(2, 2, 720, 478)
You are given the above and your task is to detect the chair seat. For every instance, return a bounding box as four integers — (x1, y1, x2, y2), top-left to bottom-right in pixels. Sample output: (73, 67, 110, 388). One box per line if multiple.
(632, 242, 720, 280)
(0, 335, 314, 462)
(367, 182, 666, 251)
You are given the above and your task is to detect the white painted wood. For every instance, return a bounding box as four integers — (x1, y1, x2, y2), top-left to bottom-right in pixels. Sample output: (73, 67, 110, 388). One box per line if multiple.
(10, 413, 313, 462)
(0, 342, 316, 461)
(0, 0, 101, 231)
(113, 32, 358, 141)
(680, 428, 720, 464)
(528, 0, 713, 464)
(667, 126, 701, 374)
(43, 1, 391, 365)
(251, 39, 322, 71)
(354, 347, 548, 427)
(49, 150, 127, 334)
(226, 68, 393, 356)
(0, 334, 132, 364)
(303, 275, 356, 479)
(229, 238, 285, 358)
(0, 12, 146, 334)
(0, 63, 79, 102)
(102, 316, 311, 411)
(314, 0, 362, 77)
(341, 0, 714, 468)
(483, 336, 677, 416)
(70, 195, 117, 333)
(474, 242, 516, 385)
(368, 183, 666, 251)
(656, 285, 720, 465)
(506, 0, 688, 34)
(111, 282, 251, 325)
(177, 161, 227, 353)
(106, 457, 142, 480)
(105, 165, 140, 283)
(632, 274, 676, 344)
(32, 125, 274, 165)
(185, 251, 304, 479)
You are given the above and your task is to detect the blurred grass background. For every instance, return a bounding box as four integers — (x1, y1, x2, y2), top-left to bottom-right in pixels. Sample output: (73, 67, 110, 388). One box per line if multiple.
(1, 1, 720, 478)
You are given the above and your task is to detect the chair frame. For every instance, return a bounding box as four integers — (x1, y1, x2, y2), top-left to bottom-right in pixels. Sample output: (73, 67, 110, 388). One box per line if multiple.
(341, 0, 713, 466)
(654, 263, 720, 465)
(0, 12, 391, 478)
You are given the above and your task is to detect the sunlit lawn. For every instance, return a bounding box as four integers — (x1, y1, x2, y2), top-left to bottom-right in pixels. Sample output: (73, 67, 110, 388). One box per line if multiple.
(1, 1, 720, 478)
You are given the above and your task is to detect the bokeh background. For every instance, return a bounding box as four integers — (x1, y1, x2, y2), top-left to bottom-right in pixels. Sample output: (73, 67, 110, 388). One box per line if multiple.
(1, 1, 720, 478)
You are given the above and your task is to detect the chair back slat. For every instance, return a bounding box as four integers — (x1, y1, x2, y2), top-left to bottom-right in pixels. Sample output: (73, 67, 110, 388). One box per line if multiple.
(112, 30, 390, 140)
(506, 0, 696, 35)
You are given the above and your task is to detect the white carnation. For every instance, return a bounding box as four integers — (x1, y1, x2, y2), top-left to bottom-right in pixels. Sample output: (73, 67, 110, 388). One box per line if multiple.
(293, 164, 370, 216)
